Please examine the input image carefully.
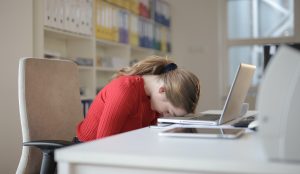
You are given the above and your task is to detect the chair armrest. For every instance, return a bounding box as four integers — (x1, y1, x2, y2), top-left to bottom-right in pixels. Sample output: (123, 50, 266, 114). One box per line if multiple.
(23, 140, 73, 153)
(23, 140, 74, 174)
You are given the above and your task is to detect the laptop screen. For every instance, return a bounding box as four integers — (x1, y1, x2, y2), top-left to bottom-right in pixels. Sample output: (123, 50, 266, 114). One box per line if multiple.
(219, 64, 256, 124)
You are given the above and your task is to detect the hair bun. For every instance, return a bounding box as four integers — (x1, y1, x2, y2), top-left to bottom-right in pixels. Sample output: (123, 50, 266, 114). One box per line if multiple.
(162, 63, 177, 73)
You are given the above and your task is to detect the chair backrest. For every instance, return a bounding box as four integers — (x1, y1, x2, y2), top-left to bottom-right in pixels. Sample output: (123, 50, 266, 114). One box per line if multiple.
(16, 58, 83, 174)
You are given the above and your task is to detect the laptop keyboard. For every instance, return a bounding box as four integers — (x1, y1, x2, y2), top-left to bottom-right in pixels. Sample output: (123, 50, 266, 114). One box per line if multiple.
(232, 115, 256, 128)
(190, 114, 221, 121)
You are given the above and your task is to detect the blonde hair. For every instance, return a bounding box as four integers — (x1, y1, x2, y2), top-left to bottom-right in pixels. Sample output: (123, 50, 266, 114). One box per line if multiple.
(114, 55, 200, 113)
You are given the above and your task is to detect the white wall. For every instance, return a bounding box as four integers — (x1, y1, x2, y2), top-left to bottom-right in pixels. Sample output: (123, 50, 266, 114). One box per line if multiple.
(0, 0, 33, 173)
(166, 0, 221, 111)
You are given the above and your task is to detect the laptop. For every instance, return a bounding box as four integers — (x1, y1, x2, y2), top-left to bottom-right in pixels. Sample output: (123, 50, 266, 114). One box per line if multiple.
(157, 63, 256, 126)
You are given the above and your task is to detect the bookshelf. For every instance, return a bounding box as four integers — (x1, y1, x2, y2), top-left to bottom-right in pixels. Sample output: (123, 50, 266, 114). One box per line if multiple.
(33, 0, 171, 114)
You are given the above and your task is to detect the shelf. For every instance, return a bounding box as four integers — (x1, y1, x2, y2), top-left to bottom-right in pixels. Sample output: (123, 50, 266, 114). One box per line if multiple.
(131, 47, 169, 56)
(38, 0, 172, 105)
(131, 46, 156, 53)
(154, 22, 171, 29)
(96, 39, 130, 48)
(94, 31, 170, 53)
(44, 26, 93, 41)
(138, 15, 154, 23)
(96, 67, 118, 72)
(78, 66, 94, 71)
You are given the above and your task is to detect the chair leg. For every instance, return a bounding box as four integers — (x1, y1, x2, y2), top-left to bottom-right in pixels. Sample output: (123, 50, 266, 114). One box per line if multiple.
(40, 151, 56, 174)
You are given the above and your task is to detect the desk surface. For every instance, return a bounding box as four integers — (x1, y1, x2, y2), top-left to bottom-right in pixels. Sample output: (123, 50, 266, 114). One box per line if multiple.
(55, 125, 300, 174)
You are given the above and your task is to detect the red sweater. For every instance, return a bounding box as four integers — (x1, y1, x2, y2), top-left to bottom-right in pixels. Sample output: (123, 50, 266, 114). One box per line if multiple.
(77, 75, 159, 141)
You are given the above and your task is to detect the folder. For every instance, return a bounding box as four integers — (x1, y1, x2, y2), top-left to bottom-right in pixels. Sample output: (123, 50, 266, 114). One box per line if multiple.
(129, 14, 139, 46)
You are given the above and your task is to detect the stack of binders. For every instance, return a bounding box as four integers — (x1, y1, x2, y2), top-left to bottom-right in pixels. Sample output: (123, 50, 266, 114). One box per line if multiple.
(153, 0, 171, 27)
(96, 0, 129, 43)
(129, 14, 139, 46)
(44, 0, 92, 35)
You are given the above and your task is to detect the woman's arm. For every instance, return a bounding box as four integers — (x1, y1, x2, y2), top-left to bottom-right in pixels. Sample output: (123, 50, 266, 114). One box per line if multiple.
(96, 83, 136, 138)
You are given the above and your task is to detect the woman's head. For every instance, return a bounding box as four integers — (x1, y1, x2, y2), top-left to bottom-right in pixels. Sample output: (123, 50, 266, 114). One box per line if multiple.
(115, 55, 200, 114)
(161, 67, 200, 114)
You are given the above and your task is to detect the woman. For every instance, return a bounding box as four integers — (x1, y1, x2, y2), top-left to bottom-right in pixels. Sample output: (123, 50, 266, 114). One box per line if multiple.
(77, 56, 200, 141)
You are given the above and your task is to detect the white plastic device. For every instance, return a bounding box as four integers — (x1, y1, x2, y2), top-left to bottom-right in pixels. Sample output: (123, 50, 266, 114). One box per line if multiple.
(257, 45, 300, 163)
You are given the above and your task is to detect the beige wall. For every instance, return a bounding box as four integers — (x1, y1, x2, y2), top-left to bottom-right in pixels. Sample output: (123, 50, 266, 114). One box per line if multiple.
(0, 0, 33, 173)
(166, 0, 221, 111)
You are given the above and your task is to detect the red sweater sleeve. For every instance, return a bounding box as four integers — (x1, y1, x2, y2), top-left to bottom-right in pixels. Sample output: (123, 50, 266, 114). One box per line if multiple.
(77, 77, 140, 141)
(95, 82, 135, 138)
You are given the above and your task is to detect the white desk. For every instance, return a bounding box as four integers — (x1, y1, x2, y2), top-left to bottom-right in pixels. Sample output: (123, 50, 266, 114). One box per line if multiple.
(55, 126, 300, 174)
